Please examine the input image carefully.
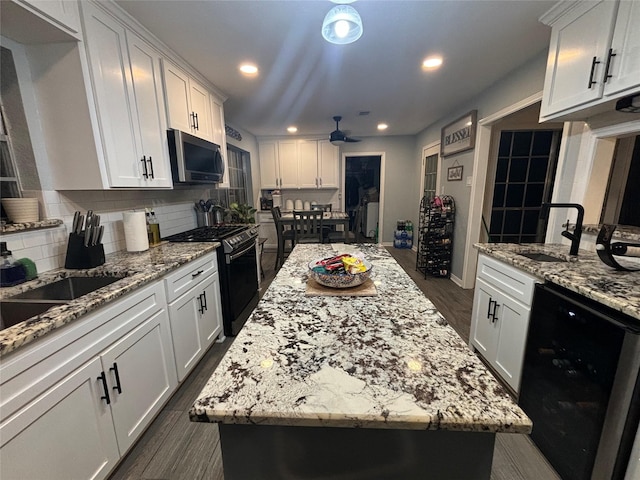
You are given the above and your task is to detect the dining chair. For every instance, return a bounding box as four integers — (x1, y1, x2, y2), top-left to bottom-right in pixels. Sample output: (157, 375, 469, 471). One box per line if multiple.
(311, 204, 333, 242)
(271, 206, 295, 270)
(293, 210, 324, 244)
(325, 204, 363, 244)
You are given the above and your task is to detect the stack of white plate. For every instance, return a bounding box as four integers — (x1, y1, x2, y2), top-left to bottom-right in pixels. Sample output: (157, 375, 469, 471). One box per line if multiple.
(2, 198, 39, 223)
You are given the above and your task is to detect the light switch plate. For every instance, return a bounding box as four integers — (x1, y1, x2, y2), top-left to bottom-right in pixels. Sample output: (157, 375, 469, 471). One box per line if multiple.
(466, 176, 472, 186)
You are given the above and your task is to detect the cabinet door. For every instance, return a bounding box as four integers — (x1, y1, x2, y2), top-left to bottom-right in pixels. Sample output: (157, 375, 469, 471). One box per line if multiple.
(470, 278, 500, 359)
(0, 357, 120, 480)
(210, 95, 229, 186)
(162, 61, 193, 134)
(278, 140, 299, 188)
(101, 309, 177, 453)
(82, 3, 144, 187)
(540, 0, 617, 118)
(259, 141, 279, 189)
(493, 296, 530, 393)
(298, 140, 319, 188)
(259, 215, 278, 250)
(198, 273, 223, 347)
(126, 32, 172, 188)
(189, 79, 213, 141)
(604, 0, 640, 97)
(168, 289, 205, 381)
(318, 140, 339, 188)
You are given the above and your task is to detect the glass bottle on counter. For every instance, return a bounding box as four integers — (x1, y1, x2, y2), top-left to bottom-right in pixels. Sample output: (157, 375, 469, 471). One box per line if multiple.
(0, 241, 26, 287)
(146, 209, 161, 246)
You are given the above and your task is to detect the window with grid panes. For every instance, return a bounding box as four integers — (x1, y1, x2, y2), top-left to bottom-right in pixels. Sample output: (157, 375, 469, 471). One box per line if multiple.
(489, 130, 561, 243)
(226, 145, 250, 206)
(423, 153, 438, 202)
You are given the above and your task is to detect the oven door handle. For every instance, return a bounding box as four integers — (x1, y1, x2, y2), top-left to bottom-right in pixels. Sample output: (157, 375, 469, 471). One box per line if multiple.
(228, 241, 256, 263)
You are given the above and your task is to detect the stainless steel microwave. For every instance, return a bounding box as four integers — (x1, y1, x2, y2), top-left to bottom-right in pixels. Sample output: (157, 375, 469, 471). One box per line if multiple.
(167, 129, 224, 184)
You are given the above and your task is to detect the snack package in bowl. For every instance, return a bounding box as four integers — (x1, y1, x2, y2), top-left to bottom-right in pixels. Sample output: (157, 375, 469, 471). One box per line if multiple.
(308, 253, 372, 288)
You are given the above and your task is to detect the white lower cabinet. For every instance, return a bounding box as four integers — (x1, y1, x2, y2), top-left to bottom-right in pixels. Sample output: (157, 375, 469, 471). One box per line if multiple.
(470, 254, 540, 393)
(164, 251, 223, 382)
(0, 281, 177, 480)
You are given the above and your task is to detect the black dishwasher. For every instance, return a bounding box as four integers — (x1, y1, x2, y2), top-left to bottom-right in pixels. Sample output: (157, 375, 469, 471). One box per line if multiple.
(519, 283, 640, 480)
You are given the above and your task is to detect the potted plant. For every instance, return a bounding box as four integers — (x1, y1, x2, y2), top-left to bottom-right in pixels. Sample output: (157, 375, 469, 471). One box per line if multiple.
(228, 203, 257, 224)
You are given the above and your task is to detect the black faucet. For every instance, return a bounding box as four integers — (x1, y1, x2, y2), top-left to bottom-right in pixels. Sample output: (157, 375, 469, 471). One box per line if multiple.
(540, 203, 584, 256)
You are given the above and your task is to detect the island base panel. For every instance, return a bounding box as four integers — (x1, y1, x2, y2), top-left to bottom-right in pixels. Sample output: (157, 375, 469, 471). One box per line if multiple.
(219, 424, 495, 479)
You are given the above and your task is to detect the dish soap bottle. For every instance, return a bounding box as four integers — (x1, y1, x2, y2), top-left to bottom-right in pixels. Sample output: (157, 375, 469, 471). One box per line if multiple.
(0, 242, 27, 287)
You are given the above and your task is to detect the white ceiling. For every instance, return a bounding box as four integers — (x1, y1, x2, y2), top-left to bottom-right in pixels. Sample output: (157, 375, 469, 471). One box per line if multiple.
(115, 0, 556, 138)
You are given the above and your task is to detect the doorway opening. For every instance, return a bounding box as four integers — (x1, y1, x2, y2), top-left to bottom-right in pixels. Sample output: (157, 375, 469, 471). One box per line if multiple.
(345, 155, 381, 240)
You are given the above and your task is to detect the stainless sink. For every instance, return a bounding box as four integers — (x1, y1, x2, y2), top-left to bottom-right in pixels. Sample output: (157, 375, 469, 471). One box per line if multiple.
(518, 252, 567, 262)
(0, 300, 66, 330)
(10, 275, 124, 301)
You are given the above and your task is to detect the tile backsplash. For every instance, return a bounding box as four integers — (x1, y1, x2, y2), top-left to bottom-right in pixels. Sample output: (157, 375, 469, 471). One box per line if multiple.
(1, 187, 215, 274)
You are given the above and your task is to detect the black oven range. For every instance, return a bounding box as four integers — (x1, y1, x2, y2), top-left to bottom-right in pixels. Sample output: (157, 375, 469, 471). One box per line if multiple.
(164, 224, 260, 337)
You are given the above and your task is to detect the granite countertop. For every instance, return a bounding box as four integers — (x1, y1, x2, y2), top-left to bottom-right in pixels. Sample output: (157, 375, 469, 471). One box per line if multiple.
(190, 243, 531, 434)
(0, 242, 219, 356)
(474, 243, 640, 321)
(1, 218, 63, 233)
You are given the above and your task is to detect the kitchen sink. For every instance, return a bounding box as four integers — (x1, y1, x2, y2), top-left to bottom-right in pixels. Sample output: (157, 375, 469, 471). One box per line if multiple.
(518, 252, 567, 262)
(0, 300, 66, 330)
(10, 275, 124, 301)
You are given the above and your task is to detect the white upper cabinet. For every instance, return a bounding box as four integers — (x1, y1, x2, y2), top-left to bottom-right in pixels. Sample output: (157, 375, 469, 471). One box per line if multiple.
(162, 61, 214, 142)
(259, 141, 279, 189)
(317, 140, 339, 188)
(210, 95, 229, 187)
(81, 2, 172, 187)
(0, 0, 81, 43)
(258, 139, 339, 190)
(540, 0, 640, 121)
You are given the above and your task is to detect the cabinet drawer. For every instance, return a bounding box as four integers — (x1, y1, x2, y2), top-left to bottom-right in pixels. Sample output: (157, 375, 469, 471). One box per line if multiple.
(476, 254, 540, 306)
(163, 252, 217, 303)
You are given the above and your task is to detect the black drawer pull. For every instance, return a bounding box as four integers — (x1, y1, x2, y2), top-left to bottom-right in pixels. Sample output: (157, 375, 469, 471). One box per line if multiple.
(97, 371, 110, 405)
(603, 48, 616, 83)
(110, 362, 123, 394)
(147, 156, 154, 179)
(192, 269, 204, 278)
(141, 156, 149, 179)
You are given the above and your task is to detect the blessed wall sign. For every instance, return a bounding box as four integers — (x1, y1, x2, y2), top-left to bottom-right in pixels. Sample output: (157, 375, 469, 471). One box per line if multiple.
(440, 110, 477, 157)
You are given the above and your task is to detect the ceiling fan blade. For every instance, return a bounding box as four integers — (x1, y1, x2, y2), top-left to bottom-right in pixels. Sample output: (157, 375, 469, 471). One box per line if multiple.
(345, 137, 361, 143)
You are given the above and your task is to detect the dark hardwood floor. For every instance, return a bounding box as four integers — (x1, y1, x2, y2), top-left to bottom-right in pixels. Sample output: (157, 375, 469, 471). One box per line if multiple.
(109, 247, 559, 480)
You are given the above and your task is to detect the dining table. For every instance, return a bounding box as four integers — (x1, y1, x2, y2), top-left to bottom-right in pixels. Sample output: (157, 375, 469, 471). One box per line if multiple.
(279, 210, 350, 242)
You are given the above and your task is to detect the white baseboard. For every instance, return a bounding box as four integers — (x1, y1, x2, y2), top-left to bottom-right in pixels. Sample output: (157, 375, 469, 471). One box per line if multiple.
(450, 273, 463, 287)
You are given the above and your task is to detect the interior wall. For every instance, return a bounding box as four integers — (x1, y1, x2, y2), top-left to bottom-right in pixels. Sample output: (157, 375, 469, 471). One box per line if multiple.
(414, 51, 549, 283)
(341, 135, 417, 244)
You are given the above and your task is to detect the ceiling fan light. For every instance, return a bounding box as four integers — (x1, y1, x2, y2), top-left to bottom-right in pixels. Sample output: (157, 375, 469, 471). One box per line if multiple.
(330, 138, 345, 145)
(322, 5, 363, 45)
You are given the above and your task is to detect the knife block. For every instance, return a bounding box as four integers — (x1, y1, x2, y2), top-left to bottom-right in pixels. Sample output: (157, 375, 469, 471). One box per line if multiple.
(64, 233, 105, 269)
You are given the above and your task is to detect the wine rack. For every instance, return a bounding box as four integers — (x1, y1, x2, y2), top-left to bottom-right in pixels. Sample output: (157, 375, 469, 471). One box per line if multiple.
(416, 195, 455, 278)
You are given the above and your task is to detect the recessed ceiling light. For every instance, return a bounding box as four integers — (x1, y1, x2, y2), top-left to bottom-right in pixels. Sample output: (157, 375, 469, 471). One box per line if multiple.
(377, 123, 388, 131)
(287, 126, 298, 133)
(422, 56, 443, 70)
(239, 64, 258, 75)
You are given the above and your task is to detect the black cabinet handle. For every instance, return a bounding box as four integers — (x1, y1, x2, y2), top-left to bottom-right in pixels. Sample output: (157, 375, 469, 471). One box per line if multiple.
(192, 269, 204, 278)
(97, 371, 110, 405)
(110, 362, 123, 394)
(201, 291, 207, 312)
(194, 112, 199, 130)
(492, 302, 500, 323)
(146, 156, 154, 179)
(603, 48, 616, 83)
(141, 156, 149, 179)
(487, 298, 495, 320)
(197, 293, 205, 314)
(588, 56, 601, 88)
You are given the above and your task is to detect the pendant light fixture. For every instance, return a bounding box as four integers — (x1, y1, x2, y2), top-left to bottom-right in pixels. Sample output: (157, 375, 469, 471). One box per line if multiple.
(322, 3, 363, 45)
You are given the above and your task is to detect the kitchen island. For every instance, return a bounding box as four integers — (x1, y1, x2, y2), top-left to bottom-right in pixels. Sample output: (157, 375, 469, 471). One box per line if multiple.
(190, 243, 531, 479)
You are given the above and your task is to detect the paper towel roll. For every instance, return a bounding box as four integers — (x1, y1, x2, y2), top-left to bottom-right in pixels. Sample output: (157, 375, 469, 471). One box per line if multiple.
(123, 211, 149, 252)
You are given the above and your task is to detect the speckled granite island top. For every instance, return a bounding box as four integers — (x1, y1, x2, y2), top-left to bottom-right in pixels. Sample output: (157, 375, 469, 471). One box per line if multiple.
(474, 243, 640, 321)
(0, 242, 219, 356)
(190, 243, 531, 433)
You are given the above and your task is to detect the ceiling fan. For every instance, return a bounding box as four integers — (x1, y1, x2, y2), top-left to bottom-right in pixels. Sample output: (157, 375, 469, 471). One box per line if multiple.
(329, 116, 360, 145)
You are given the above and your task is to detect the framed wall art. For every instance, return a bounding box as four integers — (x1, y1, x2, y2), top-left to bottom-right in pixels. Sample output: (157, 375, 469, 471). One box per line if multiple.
(440, 110, 477, 157)
(447, 165, 463, 181)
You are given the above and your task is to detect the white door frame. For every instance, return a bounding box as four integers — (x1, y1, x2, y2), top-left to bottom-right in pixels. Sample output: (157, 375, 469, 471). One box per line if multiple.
(461, 92, 543, 289)
(341, 151, 386, 243)
(418, 141, 442, 206)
